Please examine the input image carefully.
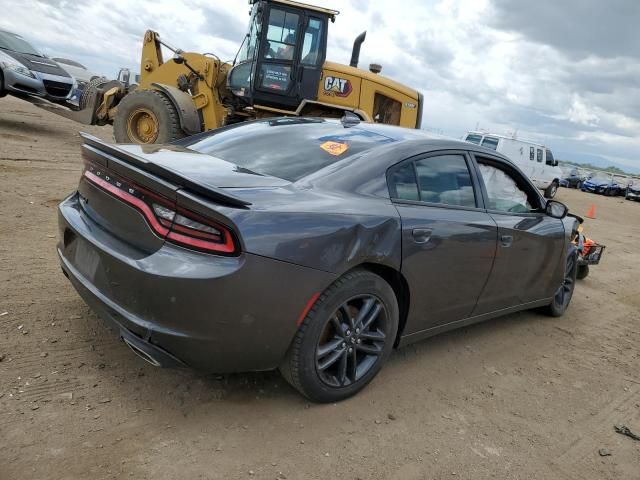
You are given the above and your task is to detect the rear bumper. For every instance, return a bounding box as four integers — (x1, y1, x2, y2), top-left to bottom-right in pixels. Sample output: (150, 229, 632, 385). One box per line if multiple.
(58, 192, 336, 372)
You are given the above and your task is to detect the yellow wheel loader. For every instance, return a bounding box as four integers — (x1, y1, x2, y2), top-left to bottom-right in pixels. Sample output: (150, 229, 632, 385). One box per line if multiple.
(42, 0, 423, 143)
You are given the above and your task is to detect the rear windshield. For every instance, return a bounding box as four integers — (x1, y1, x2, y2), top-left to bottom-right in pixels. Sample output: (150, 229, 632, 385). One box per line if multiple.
(181, 118, 397, 181)
(0, 31, 41, 56)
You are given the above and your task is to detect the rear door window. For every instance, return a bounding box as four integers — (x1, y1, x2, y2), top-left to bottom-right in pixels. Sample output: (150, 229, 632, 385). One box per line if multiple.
(389, 163, 419, 201)
(389, 154, 476, 208)
(536, 148, 543, 163)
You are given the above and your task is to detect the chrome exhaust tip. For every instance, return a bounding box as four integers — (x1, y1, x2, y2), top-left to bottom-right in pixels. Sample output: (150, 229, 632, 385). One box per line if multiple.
(123, 337, 162, 367)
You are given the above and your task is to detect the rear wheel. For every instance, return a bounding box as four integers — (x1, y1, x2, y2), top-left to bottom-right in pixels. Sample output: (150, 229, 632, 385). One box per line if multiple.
(544, 248, 578, 317)
(280, 270, 398, 403)
(114, 90, 184, 144)
(544, 181, 559, 199)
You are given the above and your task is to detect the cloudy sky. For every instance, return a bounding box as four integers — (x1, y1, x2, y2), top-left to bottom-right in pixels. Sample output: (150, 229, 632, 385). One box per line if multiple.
(2, 0, 639, 172)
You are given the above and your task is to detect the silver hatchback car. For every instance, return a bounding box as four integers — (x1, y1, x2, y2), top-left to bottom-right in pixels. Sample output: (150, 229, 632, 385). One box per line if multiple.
(0, 30, 74, 103)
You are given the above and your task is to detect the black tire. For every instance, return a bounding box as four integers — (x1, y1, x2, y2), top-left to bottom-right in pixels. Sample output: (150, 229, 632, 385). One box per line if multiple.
(544, 181, 559, 199)
(0, 70, 6, 98)
(280, 269, 399, 403)
(113, 89, 184, 144)
(576, 264, 589, 280)
(544, 248, 578, 317)
(604, 188, 613, 197)
(80, 77, 110, 110)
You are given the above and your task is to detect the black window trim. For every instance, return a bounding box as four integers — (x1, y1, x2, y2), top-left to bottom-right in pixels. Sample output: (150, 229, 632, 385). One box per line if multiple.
(469, 152, 546, 217)
(387, 149, 485, 212)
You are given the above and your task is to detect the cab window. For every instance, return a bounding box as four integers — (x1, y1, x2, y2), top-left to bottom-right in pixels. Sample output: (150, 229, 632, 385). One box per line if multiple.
(264, 9, 299, 60)
(373, 93, 401, 125)
(545, 148, 556, 166)
(300, 19, 323, 65)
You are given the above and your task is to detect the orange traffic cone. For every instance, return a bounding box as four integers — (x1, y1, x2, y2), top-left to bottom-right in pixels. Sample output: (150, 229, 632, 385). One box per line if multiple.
(586, 204, 596, 219)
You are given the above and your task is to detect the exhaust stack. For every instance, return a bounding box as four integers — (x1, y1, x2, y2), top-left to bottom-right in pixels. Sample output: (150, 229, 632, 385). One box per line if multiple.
(349, 31, 367, 68)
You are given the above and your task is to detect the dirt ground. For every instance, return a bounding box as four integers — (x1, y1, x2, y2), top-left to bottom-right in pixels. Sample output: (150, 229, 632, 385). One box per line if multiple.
(1, 95, 639, 480)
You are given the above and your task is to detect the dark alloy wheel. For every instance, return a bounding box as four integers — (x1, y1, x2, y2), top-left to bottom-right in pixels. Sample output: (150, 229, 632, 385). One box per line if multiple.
(280, 269, 398, 403)
(315, 295, 388, 388)
(545, 248, 578, 317)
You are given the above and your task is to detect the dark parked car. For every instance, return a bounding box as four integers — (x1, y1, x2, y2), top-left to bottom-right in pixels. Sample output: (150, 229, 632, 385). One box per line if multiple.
(581, 174, 625, 196)
(0, 30, 73, 102)
(57, 118, 579, 402)
(559, 168, 584, 189)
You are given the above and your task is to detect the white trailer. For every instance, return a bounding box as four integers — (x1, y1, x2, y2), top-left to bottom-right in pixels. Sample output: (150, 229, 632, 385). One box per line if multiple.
(464, 131, 562, 198)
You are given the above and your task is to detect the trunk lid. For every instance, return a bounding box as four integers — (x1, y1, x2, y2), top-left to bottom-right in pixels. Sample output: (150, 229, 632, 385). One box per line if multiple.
(77, 134, 271, 255)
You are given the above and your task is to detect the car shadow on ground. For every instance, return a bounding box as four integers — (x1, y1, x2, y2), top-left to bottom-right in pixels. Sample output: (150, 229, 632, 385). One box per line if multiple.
(77, 304, 551, 410)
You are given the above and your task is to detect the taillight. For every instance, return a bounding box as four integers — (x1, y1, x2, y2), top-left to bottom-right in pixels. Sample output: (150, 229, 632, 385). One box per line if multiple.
(83, 164, 237, 255)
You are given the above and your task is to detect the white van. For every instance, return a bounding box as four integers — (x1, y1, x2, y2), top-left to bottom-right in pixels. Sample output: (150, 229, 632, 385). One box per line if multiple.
(464, 131, 562, 198)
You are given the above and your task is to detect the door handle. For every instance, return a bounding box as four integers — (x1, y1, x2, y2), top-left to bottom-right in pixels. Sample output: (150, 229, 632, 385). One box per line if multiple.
(412, 228, 432, 244)
(500, 234, 513, 247)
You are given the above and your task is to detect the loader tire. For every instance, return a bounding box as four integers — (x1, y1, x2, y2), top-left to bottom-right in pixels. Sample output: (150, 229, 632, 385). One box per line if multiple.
(80, 77, 110, 110)
(113, 89, 184, 144)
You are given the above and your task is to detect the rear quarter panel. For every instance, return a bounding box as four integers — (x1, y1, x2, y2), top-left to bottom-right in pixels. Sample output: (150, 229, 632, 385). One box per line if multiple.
(221, 189, 402, 275)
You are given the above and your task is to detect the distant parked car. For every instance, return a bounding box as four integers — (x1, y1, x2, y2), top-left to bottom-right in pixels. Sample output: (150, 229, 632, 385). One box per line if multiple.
(51, 57, 101, 84)
(581, 174, 625, 196)
(626, 181, 640, 202)
(52, 57, 104, 107)
(560, 168, 585, 189)
(0, 30, 73, 103)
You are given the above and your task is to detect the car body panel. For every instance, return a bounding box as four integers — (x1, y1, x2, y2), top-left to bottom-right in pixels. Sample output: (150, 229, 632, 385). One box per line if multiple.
(58, 192, 337, 371)
(395, 203, 497, 332)
(472, 212, 565, 314)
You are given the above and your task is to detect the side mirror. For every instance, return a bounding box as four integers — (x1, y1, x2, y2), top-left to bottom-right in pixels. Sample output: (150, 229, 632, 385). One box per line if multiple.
(546, 200, 568, 219)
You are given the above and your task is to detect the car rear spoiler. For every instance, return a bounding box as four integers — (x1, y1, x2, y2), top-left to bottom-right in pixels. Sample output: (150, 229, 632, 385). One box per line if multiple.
(79, 133, 251, 208)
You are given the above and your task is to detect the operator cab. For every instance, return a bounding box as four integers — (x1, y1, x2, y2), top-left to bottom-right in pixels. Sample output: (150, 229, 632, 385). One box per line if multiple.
(228, 0, 338, 109)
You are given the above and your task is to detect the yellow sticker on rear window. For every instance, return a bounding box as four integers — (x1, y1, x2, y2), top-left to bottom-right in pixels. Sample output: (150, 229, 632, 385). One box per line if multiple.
(320, 141, 349, 156)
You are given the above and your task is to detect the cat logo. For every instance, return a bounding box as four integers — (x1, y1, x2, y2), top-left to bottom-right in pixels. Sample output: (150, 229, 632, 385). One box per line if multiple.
(323, 76, 352, 98)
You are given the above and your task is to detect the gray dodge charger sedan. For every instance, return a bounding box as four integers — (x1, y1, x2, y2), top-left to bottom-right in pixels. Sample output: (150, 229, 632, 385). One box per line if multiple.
(57, 118, 579, 402)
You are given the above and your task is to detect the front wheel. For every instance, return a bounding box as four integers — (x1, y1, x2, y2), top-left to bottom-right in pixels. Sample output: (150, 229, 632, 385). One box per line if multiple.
(280, 270, 399, 403)
(576, 264, 589, 280)
(544, 181, 559, 199)
(544, 248, 578, 317)
(0, 70, 6, 98)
